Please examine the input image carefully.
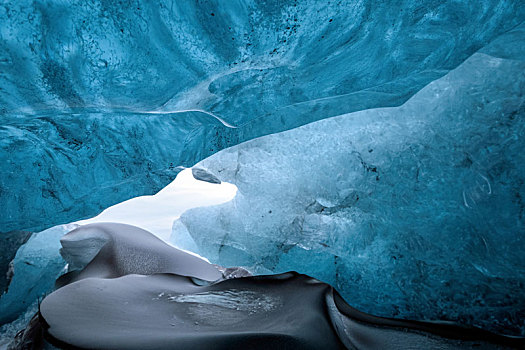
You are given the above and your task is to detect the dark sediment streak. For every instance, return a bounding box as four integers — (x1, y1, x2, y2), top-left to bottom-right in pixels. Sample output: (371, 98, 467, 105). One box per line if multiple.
(31, 223, 525, 349)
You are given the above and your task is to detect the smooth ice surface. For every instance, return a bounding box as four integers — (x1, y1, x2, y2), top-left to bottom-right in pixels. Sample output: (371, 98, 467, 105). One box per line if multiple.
(41, 272, 522, 350)
(58, 223, 222, 286)
(172, 26, 525, 336)
(42, 223, 524, 349)
(1, 1, 524, 233)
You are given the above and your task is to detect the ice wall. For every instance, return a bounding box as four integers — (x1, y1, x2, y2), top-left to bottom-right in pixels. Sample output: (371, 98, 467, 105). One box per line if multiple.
(172, 25, 525, 336)
(1, 111, 236, 233)
(0, 224, 76, 325)
(1, 0, 524, 232)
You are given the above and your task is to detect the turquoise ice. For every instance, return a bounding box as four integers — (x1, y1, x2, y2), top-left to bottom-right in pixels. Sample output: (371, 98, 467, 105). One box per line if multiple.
(172, 25, 525, 335)
(1, 0, 524, 341)
(1, 0, 523, 232)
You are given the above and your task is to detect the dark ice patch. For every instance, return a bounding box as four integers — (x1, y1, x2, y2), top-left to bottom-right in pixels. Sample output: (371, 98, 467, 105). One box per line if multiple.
(40, 272, 524, 350)
(192, 168, 221, 184)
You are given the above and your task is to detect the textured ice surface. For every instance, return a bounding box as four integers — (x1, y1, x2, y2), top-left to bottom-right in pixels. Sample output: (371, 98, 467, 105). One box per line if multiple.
(0, 299, 39, 350)
(1, 0, 524, 232)
(0, 224, 76, 324)
(0, 230, 31, 294)
(172, 27, 525, 335)
(0, 111, 236, 233)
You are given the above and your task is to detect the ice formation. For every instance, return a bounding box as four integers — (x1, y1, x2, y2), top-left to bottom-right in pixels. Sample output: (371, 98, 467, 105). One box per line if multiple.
(0, 169, 235, 334)
(40, 272, 523, 349)
(1, 0, 524, 233)
(0, 230, 31, 294)
(0, 0, 524, 347)
(58, 222, 222, 285)
(172, 25, 525, 335)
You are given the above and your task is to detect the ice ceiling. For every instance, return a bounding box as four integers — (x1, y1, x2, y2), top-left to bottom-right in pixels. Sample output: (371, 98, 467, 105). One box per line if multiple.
(2, 0, 524, 233)
(1, 0, 524, 343)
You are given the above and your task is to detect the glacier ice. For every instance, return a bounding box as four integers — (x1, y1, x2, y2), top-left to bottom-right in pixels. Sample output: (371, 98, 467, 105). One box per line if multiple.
(1, 0, 524, 233)
(171, 27, 525, 335)
(0, 230, 31, 294)
(0, 111, 237, 234)
(0, 224, 76, 325)
(0, 0, 524, 345)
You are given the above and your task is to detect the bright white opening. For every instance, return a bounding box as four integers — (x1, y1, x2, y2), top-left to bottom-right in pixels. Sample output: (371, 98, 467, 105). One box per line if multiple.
(75, 168, 237, 242)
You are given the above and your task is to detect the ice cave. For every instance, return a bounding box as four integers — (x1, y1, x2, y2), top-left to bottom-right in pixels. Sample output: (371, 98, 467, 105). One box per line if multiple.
(0, 1, 524, 349)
